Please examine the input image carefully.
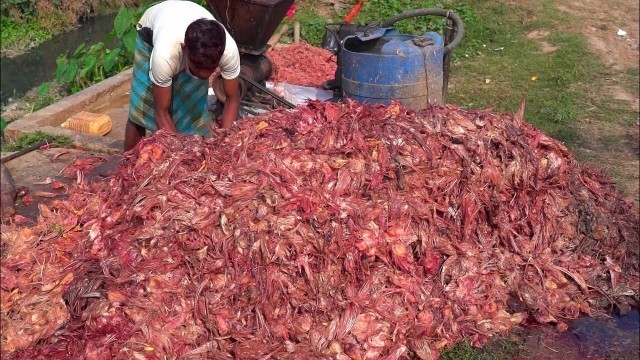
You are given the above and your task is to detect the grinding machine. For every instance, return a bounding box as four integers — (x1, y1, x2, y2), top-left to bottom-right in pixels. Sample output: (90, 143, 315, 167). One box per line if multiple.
(207, 0, 297, 111)
(207, 1, 464, 113)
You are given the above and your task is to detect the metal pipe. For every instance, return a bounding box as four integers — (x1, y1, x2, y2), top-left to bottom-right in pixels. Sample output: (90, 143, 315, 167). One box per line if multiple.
(380, 8, 465, 54)
(442, 18, 454, 102)
(240, 105, 261, 116)
(241, 100, 271, 110)
(1, 140, 49, 163)
(239, 74, 296, 109)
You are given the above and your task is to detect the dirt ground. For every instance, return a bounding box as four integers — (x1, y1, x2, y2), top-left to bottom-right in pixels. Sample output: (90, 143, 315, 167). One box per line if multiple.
(476, 0, 640, 207)
(558, 0, 639, 70)
(557, 0, 639, 205)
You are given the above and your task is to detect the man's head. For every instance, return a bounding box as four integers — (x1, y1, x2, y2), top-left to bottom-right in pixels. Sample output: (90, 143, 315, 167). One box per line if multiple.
(182, 18, 226, 79)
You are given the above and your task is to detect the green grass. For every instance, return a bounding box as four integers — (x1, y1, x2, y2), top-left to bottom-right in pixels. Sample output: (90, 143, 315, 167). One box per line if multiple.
(591, 98, 639, 126)
(441, 338, 524, 360)
(0, 117, 7, 143)
(346, 0, 638, 150)
(292, 7, 330, 47)
(356, 0, 486, 59)
(623, 68, 640, 95)
(0, 17, 55, 54)
(1, 131, 73, 152)
(444, 1, 599, 145)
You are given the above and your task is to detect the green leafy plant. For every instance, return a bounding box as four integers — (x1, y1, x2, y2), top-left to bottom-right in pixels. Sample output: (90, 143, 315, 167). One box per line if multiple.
(1, 131, 73, 152)
(28, 81, 63, 111)
(1, 0, 38, 20)
(1, 17, 54, 53)
(7, 0, 209, 110)
(50, 224, 64, 237)
(1, 117, 7, 139)
(294, 7, 329, 47)
(55, 6, 142, 93)
(356, 0, 482, 59)
(192, 0, 209, 9)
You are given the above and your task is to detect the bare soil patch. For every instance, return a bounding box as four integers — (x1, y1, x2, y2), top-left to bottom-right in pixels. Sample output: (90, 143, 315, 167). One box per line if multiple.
(609, 85, 640, 110)
(538, 41, 558, 53)
(553, 0, 639, 205)
(557, 0, 639, 70)
(298, 0, 344, 19)
(526, 29, 550, 39)
(575, 122, 640, 205)
(526, 30, 558, 52)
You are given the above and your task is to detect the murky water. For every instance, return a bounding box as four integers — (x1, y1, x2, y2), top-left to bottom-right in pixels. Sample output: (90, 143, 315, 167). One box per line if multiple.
(0, 13, 117, 104)
(563, 309, 640, 358)
(514, 309, 640, 360)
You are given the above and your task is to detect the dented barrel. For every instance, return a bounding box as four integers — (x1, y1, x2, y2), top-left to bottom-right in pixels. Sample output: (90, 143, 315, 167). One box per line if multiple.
(341, 28, 445, 109)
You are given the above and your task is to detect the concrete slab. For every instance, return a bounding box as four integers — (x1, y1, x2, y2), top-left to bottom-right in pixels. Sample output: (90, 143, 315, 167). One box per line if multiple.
(4, 69, 133, 154)
(88, 89, 131, 142)
(1, 148, 121, 221)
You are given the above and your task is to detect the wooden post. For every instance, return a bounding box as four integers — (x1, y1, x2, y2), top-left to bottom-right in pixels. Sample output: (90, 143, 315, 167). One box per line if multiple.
(293, 21, 300, 44)
(267, 24, 290, 51)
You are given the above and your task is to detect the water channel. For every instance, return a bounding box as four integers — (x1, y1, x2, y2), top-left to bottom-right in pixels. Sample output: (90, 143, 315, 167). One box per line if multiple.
(0, 13, 117, 104)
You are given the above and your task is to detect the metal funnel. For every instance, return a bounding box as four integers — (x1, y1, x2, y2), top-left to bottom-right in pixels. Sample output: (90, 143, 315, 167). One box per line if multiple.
(207, 0, 295, 55)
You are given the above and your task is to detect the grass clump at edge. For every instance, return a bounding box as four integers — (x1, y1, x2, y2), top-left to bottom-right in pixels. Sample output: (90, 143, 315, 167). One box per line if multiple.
(1, 131, 73, 152)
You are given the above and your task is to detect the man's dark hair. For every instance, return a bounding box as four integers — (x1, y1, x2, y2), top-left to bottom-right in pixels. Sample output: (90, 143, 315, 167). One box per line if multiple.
(184, 18, 226, 69)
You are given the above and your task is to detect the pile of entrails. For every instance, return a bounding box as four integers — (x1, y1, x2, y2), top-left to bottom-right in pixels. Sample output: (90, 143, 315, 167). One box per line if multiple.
(2, 100, 638, 359)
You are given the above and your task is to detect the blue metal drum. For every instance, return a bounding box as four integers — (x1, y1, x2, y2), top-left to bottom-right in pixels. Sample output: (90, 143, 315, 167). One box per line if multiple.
(341, 28, 445, 109)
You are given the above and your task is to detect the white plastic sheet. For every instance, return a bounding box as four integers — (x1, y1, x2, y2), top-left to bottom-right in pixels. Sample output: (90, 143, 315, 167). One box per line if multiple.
(265, 82, 334, 106)
(207, 83, 334, 119)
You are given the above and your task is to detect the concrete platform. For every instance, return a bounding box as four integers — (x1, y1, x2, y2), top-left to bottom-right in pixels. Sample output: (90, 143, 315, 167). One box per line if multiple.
(2, 63, 320, 156)
(1, 148, 121, 221)
(4, 68, 133, 154)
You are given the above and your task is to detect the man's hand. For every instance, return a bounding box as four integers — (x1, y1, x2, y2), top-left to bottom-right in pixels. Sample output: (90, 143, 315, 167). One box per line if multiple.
(220, 77, 240, 129)
(152, 84, 177, 132)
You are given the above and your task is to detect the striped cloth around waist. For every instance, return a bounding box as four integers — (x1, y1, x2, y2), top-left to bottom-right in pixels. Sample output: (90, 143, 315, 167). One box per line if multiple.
(128, 35, 212, 135)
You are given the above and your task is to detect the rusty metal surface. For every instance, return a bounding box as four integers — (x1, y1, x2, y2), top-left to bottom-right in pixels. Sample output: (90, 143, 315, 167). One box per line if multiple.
(208, 0, 294, 54)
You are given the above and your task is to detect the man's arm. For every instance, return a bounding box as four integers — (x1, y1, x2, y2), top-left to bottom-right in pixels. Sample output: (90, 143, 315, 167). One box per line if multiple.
(152, 84, 177, 132)
(220, 77, 240, 129)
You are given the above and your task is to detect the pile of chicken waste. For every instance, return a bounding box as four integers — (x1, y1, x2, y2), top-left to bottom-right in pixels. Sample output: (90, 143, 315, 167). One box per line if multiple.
(1, 100, 638, 359)
(267, 41, 337, 88)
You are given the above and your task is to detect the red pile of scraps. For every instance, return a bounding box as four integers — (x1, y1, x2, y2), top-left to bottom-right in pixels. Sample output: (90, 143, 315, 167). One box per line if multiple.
(1, 100, 638, 359)
(267, 41, 337, 88)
